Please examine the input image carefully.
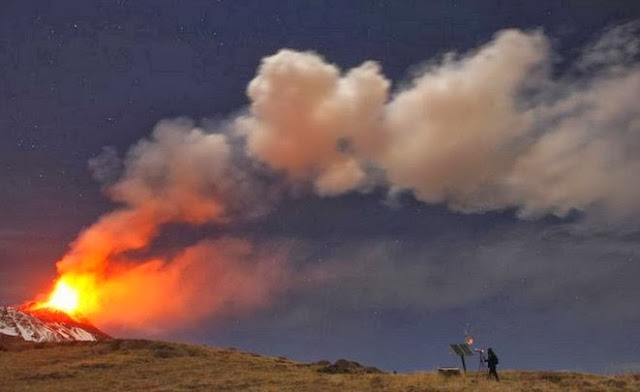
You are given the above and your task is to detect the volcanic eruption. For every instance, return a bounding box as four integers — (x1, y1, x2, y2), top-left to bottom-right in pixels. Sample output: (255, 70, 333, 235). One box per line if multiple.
(3, 23, 640, 342)
(34, 279, 81, 315)
(0, 277, 111, 343)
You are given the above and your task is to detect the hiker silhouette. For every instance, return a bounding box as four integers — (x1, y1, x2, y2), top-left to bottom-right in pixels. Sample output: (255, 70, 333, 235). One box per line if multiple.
(487, 348, 500, 381)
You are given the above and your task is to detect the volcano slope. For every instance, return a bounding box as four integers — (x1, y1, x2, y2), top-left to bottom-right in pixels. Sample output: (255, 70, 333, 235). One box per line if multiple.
(0, 339, 638, 392)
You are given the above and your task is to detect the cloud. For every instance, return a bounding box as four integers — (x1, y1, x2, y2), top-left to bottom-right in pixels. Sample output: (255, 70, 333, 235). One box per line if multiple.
(57, 119, 233, 276)
(35, 22, 640, 331)
(46, 119, 286, 330)
(287, 223, 640, 322)
(238, 25, 640, 220)
(509, 69, 640, 219)
(88, 146, 122, 184)
(381, 29, 547, 211)
(237, 49, 389, 196)
(109, 118, 233, 224)
(578, 21, 640, 72)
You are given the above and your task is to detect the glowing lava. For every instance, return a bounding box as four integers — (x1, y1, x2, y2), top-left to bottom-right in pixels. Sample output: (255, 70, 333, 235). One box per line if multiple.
(44, 280, 80, 314)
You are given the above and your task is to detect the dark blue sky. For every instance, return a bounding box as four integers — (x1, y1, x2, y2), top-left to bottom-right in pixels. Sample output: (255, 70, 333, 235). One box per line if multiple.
(2, 0, 640, 373)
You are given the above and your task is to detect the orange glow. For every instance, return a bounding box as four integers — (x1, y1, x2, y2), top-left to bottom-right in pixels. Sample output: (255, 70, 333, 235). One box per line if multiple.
(29, 275, 101, 318)
(25, 237, 287, 330)
(45, 280, 80, 314)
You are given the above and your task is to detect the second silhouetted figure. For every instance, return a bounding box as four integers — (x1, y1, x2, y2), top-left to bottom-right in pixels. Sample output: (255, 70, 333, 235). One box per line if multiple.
(487, 348, 500, 381)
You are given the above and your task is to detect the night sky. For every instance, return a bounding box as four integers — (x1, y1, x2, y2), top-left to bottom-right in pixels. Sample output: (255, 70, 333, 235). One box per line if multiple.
(2, 0, 640, 374)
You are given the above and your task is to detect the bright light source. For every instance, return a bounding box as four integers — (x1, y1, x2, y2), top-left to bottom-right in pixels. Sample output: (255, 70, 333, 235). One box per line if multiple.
(46, 280, 80, 314)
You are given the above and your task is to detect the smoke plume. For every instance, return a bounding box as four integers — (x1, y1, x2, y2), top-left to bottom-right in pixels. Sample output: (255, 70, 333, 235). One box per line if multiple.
(241, 25, 640, 218)
(52, 119, 288, 330)
(237, 49, 390, 196)
(87, 238, 289, 331)
(44, 23, 640, 330)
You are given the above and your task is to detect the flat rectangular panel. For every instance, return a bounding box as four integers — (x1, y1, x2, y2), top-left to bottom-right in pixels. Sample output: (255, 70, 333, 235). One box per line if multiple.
(450, 343, 474, 356)
(449, 344, 464, 356)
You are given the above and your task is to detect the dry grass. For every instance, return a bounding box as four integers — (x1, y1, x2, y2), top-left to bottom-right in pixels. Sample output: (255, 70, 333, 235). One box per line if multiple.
(0, 339, 638, 391)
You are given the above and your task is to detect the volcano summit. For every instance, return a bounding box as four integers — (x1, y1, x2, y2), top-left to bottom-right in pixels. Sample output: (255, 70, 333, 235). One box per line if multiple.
(0, 306, 110, 343)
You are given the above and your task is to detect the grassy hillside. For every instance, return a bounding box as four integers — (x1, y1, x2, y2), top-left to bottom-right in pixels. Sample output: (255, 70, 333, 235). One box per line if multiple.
(0, 339, 638, 391)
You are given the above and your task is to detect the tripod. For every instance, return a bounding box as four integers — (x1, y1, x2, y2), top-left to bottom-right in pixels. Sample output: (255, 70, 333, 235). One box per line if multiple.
(475, 349, 488, 373)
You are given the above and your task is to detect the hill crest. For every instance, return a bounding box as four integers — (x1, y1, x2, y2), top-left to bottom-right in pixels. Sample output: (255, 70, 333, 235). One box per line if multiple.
(0, 338, 638, 391)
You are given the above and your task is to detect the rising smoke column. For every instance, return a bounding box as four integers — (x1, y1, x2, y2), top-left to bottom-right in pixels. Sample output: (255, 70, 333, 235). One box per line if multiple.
(50, 119, 289, 330)
(60, 119, 233, 276)
(43, 23, 640, 331)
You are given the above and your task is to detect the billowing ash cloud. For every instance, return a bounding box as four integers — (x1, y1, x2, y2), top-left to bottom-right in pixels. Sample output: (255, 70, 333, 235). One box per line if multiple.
(237, 49, 390, 196)
(381, 29, 547, 212)
(54, 119, 287, 330)
(240, 24, 640, 218)
(60, 119, 234, 275)
(48, 23, 640, 330)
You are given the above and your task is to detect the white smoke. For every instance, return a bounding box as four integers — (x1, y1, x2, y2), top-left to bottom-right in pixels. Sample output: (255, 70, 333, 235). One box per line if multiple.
(237, 49, 390, 196)
(238, 25, 640, 220)
(381, 29, 547, 211)
(68, 23, 640, 330)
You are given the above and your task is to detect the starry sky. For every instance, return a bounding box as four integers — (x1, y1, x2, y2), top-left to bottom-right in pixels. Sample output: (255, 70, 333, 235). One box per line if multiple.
(2, 0, 640, 374)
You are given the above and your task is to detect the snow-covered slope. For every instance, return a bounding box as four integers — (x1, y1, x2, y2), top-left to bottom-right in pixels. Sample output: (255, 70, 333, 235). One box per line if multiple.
(0, 306, 111, 342)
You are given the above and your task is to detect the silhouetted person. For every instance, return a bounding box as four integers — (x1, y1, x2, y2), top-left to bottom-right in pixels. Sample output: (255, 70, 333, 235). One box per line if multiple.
(487, 348, 499, 381)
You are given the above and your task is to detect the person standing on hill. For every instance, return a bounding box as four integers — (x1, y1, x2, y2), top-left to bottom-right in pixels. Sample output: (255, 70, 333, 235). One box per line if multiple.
(487, 348, 500, 381)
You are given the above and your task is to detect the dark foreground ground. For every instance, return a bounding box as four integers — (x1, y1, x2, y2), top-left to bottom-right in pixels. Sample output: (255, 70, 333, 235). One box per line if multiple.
(1, 338, 638, 391)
